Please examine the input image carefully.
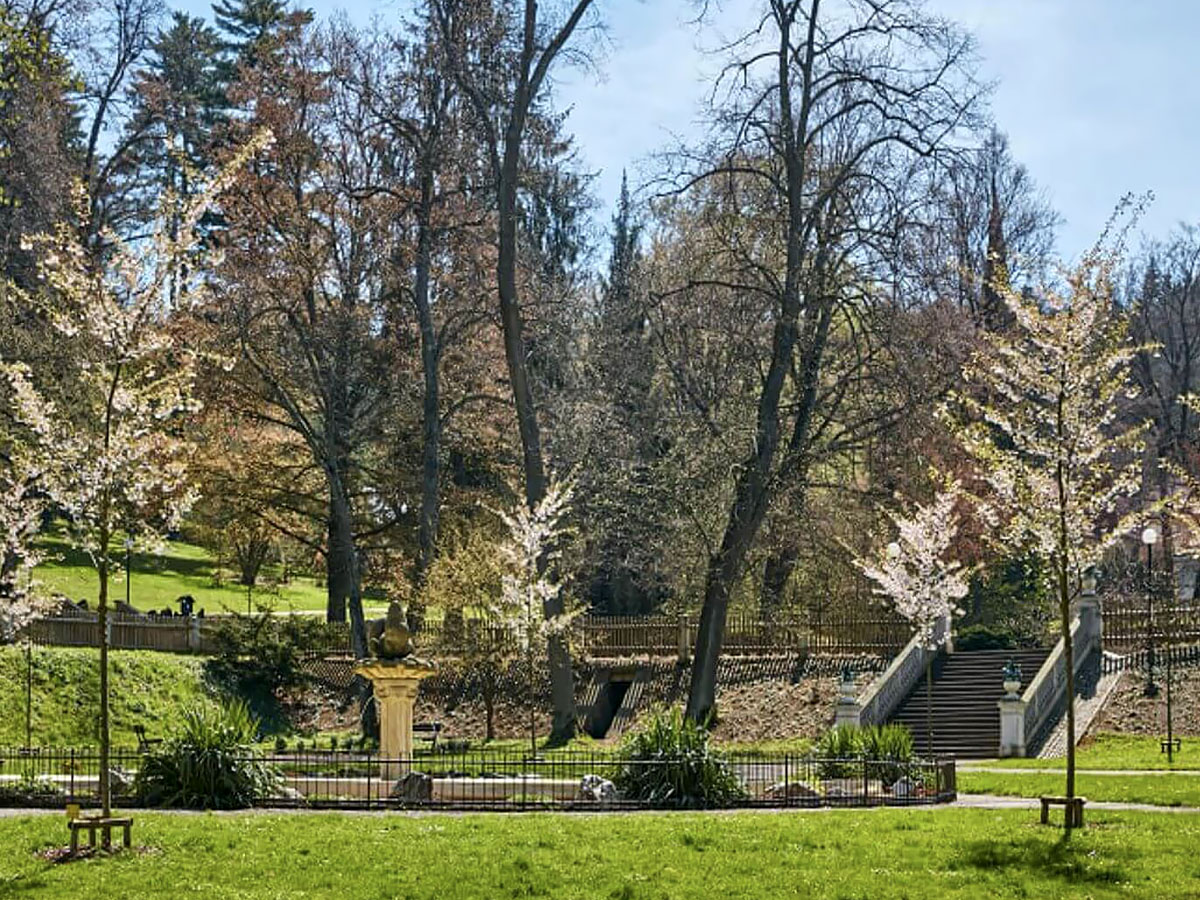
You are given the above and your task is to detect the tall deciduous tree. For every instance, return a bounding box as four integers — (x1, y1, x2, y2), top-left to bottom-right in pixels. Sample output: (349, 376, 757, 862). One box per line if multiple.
(679, 0, 979, 724)
(212, 24, 400, 654)
(951, 204, 1149, 833)
(432, 0, 598, 741)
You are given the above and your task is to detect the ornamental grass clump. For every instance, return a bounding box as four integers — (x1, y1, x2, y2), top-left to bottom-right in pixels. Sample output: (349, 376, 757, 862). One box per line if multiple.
(614, 708, 747, 809)
(814, 724, 915, 785)
(135, 701, 281, 809)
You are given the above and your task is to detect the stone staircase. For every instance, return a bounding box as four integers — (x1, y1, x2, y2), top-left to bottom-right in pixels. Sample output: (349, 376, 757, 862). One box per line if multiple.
(888, 648, 1052, 758)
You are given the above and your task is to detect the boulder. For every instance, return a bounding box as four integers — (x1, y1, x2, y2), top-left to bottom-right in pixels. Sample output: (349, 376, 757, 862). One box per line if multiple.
(577, 774, 619, 803)
(763, 780, 820, 803)
(391, 771, 433, 803)
(890, 776, 922, 799)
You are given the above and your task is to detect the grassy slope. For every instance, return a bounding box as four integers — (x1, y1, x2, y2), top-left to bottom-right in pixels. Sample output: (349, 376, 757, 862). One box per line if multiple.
(2, 808, 1199, 898)
(32, 530, 340, 614)
(0, 646, 216, 747)
(981, 733, 1200, 771)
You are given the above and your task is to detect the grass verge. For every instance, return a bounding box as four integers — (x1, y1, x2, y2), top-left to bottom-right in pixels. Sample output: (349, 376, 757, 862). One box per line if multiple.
(959, 771, 1200, 807)
(1, 808, 1199, 898)
(32, 529, 338, 614)
(979, 733, 1200, 771)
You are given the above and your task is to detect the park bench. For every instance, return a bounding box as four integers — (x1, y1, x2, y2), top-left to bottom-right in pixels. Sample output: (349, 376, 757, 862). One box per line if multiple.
(68, 815, 133, 852)
(133, 725, 162, 754)
(1039, 795, 1085, 828)
(414, 722, 442, 750)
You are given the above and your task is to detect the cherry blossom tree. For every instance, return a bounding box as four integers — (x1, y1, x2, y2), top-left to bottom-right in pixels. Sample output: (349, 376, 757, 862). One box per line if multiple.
(494, 479, 581, 755)
(949, 201, 1151, 831)
(856, 484, 970, 755)
(5, 136, 267, 817)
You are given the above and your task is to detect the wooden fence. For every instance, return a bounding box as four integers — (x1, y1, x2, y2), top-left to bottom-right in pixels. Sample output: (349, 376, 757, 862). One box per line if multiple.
(23, 609, 910, 660)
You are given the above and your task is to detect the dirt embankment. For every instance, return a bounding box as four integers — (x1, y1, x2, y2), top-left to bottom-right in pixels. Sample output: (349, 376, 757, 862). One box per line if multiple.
(1093, 669, 1200, 736)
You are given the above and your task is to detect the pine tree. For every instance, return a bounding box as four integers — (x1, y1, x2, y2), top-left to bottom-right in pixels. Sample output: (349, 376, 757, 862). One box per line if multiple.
(212, 0, 310, 73)
(578, 173, 669, 614)
(118, 13, 226, 252)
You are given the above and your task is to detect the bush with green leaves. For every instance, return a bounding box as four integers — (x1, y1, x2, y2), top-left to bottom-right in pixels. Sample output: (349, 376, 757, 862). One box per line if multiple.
(204, 605, 332, 728)
(134, 701, 281, 809)
(814, 725, 863, 779)
(953, 624, 1020, 652)
(613, 708, 747, 809)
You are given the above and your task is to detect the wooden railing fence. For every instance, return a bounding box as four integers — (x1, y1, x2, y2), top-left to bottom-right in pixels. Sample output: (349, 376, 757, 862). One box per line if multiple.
(22, 609, 909, 659)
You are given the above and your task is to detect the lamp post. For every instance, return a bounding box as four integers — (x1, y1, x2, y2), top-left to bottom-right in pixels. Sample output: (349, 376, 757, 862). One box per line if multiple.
(1142, 526, 1159, 698)
(124, 536, 133, 610)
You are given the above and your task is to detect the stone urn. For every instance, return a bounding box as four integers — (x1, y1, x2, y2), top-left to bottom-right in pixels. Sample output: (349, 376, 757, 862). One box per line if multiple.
(1001, 658, 1022, 700)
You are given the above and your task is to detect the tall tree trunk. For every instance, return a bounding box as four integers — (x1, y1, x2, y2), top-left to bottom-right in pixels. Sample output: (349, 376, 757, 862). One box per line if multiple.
(329, 477, 367, 659)
(1057, 383, 1077, 835)
(760, 543, 799, 620)
(413, 181, 440, 602)
(97, 524, 112, 822)
(325, 505, 349, 624)
(497, 94, 576, 744)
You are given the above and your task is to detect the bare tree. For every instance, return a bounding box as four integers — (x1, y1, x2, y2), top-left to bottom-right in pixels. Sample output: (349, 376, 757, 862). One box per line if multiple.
(672, 0, 980, 723)
(431, 0, 600, 741)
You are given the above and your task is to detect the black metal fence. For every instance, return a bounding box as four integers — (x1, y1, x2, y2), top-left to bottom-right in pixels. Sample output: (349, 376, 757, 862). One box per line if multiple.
(0, 747, 956, 812)
(1102, 643, 1200, 674)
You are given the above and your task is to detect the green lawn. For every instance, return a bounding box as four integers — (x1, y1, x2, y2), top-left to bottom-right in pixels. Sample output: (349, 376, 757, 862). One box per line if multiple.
(0, 645, 218, 747)
(1, 808, 1198, 898)
(978, 733, 1200, 771)
(959, 771, 1200, 807)
(31, 529, 358, 615)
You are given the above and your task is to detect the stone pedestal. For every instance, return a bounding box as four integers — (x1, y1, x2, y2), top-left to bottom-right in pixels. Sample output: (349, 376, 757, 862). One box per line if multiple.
(355, 659, 438, 778)
(834, 698, 862, 729)
(997, 697, 1026, 757)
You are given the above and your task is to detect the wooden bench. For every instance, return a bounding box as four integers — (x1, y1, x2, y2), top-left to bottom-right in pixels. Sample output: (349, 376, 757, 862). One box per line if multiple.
(414, 722, 442, 750)
(133, 725, 162, 753)
(1039, 795, 1085, 828)
(69, 816, 133, 852)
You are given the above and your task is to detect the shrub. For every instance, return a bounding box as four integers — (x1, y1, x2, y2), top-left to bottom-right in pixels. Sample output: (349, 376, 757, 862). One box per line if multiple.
(204, 605, 331, 729)
(813, 724, 915, 784)
(135, 701, 281, 809)
(814, 725, 863, 779)
(614, 708, 747, 809)
(954, 624, 1019, 652)
(861, 724, 914, 787)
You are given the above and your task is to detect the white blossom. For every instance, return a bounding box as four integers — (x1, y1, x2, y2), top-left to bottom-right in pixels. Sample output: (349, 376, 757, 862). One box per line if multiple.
(856, 484, 969, 651)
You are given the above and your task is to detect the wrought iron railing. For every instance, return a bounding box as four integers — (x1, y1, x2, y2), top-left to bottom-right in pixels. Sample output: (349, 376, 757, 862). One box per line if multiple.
(0, 746, 956, 812)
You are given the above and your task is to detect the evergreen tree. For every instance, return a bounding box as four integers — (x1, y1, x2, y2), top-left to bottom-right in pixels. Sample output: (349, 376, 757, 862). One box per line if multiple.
(118, 13, 226, 246)
(212, 0, 310, 73)
(575, 173, 669, 614)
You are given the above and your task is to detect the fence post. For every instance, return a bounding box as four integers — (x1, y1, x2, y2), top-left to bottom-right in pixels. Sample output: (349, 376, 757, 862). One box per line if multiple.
(676, 615, 690, 665)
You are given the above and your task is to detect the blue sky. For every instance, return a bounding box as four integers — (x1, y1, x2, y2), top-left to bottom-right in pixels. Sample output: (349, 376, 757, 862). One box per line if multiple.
(182, 0, 1200, 263)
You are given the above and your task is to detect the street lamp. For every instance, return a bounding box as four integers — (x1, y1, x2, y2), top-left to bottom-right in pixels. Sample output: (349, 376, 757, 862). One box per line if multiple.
(1142, 526, 1159, 698)
(124, 536, 134, 610)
